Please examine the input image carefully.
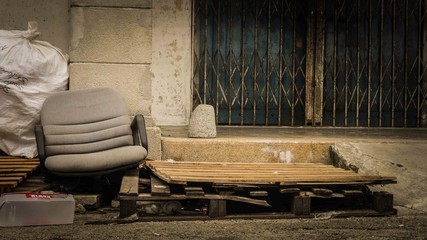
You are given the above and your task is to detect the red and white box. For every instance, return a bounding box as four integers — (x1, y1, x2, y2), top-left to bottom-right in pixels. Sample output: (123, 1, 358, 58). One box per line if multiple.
(0, 193, 75, 227)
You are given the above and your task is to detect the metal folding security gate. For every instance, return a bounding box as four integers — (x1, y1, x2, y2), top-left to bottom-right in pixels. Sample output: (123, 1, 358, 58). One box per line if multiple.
(192, 0, 427, 127)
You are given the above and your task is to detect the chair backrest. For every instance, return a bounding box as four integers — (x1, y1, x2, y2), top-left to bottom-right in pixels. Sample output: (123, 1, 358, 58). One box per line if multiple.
(41, 88, 133, 157)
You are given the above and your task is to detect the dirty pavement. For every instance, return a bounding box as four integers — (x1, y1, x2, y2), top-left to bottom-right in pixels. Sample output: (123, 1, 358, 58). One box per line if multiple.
(0, 206, 425, 240)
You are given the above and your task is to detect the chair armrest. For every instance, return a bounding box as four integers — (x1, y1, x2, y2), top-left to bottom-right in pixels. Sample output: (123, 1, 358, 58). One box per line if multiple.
(34, 125, 47, 170)
(131, 114, 148, 151)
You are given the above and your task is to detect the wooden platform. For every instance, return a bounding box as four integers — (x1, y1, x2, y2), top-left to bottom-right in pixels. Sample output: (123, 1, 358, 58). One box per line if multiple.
(118, 160, 397, 220)
(0, 156, 40, 194)
(145, 161, 396, 186)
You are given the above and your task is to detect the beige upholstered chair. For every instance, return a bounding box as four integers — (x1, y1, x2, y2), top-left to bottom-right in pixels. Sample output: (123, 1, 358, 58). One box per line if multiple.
(35, 88, 148, 178)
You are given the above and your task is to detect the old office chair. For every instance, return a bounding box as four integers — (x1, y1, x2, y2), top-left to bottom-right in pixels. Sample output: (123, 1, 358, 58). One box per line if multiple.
(35, 88, 148, 179)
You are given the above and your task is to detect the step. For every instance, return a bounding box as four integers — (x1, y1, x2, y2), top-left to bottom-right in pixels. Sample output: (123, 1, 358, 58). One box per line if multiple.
(160, 126, 427, 164)
(162, 137, 332, 164)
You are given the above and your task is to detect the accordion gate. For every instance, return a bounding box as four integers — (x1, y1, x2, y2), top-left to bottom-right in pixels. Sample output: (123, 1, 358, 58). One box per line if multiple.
(193, 0, 427, 127)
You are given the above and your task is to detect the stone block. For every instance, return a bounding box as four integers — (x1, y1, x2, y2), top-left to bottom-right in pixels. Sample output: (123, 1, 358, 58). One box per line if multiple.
(146, 127, 161, 160)
(69, 63, 152, 116)
(70, 7, 151, 63)
(141, 115, 157, 128)
(71, 0, 152, 8)
(74, 194, 104, 209)
(188, 104, 217, 138)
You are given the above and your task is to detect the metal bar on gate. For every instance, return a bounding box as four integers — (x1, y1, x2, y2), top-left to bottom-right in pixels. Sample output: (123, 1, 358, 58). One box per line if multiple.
(241, 1, 245, 125)
(315, 0, 325, 126)
(368, 1, 372, 127)
(423, 0, 427, 127)
(216, 0, 221, 124)
(266, 1, 271, 125)
(345, 0, 349, 127)
(404, 0, 408, 127)
(291, 1, 296, 126)
(253, 2, 258, 125)
(278, 0, 284, 126)
(356, 0, 361, 127)
(392, 0, 396, 127)
(203, 0, 208, 104)
(333, 1, 338, 127)
(192, 1, 200, 106)
(228, 2, 233, 125)
(379, 0, 384, 127)
(305, 4, 315, 125)
(417, 0, 422, 127)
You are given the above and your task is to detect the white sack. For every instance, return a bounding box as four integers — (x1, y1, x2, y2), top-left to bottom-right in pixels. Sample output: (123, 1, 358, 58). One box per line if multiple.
(0, 22, 68, 158)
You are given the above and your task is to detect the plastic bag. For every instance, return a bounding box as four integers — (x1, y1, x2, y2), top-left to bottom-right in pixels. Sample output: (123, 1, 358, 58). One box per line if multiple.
(0, 22, 68, 158)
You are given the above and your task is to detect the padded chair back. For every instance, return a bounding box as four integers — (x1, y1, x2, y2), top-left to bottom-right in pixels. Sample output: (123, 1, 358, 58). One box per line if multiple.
(41, 88, 133, 157)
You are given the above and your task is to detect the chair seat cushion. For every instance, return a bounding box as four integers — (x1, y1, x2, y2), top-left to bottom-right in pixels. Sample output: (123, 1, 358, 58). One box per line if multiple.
(45, 146, 147, 175)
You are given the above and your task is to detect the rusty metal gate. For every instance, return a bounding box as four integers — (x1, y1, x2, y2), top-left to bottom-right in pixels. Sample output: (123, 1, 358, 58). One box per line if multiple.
(192, 0, 427, 127)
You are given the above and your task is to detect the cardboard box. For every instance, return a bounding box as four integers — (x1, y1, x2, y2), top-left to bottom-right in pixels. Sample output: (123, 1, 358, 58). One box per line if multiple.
(0, 193, 75, 227)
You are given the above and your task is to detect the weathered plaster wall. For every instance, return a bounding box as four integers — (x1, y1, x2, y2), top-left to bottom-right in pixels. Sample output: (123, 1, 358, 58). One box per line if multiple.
(0, 0, 70, 54)
(151, 0, 192, 125)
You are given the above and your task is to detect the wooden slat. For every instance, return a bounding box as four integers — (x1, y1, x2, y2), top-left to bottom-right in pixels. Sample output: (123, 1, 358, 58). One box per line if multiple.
(0, 177, 23, 182)
(147, 161, 327, 166)
(120, 193, 271, 207)
(139, 178, 151, 185)
(280, 188, 301, 194)
(185, 186, 205, 197)
(0, 173, 27, 177)
(150, 175, 171, 196)
(0, 157, 38, 161)
(249, 191, 268, 197)
(312, 188, 333, 196)
(155, 175, 395, 183)
(119, 169, 139, 196)
(0, 168, 36, 173)
(0, 162, 39, 165)
(342, 190, 364, 196)
(158, 172, 365, 178)
(148, 169, 351, 174)
(0, 181, 18, 188)
(0, 156, 17, 159)
(305, 191, 345, 199)
(0, 165, 38, 169)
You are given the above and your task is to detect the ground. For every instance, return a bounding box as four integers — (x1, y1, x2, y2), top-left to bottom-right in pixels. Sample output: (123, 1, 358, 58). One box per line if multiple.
(1, 207, 426, 240)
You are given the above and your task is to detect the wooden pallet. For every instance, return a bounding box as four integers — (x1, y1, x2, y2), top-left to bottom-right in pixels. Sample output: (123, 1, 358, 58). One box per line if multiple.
(0, 156, 40, 194)
(144, 161, 396, 186)
(118, 160, 396, 219)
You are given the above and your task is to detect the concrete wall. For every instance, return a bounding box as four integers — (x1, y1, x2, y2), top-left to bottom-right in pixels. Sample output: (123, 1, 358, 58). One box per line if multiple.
(0, 0, 70, 54)
(69, 2, 152, 115)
